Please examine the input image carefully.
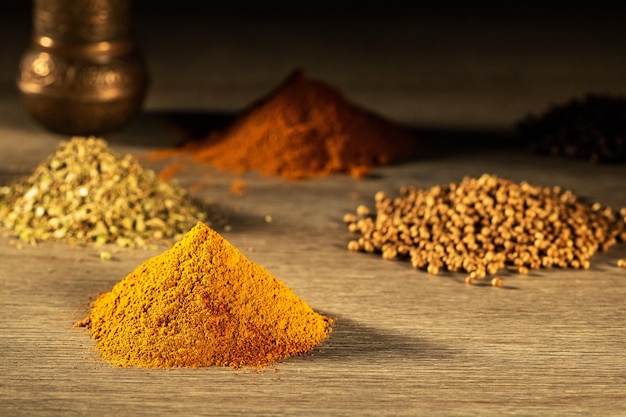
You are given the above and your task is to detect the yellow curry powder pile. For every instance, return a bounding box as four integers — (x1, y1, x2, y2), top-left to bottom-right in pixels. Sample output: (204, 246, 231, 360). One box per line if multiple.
(345, 174, 626, 284)
(81, 222, 332, 368)
(0, 136, 209, 247)
(177, 69, 419, 180)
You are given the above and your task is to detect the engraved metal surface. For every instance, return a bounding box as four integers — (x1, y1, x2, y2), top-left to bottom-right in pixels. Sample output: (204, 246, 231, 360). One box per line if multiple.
(17, 0, 148, 135)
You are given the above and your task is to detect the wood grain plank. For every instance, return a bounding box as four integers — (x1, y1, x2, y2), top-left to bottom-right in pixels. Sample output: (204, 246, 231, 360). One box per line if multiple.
(2, 143, 626, 416)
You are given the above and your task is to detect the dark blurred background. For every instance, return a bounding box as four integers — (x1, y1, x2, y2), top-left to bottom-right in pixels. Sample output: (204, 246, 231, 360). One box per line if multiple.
(2, 1, 626, 132)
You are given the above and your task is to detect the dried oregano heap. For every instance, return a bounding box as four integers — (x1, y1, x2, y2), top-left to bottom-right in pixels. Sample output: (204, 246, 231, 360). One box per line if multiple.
(345, 174, 626, 285)
(0, 136, 209, 247)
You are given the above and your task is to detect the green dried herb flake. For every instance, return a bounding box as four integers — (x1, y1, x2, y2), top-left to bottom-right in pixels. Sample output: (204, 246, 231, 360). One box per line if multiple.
(0, 136, 214, 248)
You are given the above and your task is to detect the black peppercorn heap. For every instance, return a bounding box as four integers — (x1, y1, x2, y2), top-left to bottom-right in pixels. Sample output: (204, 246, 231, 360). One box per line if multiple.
(516, 93, 626, 163)
(345, 174, 626, 284)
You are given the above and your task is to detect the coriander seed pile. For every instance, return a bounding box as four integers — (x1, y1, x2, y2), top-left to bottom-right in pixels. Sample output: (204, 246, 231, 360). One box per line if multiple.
(0, 136, 210, 247)
(345, 174, 626, 283)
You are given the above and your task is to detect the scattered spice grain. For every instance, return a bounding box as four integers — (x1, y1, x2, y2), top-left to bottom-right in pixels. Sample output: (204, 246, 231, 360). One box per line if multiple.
(174, 69, 419, 179)
(80, 222, 332, 368)
(156, 162, 184, 182)
(345, 174, 626, 283)
(229, 178, 247, 195)
(617, 259, 626, 268)
(99, 251, 112, 261)
(516, 93, 626, 163)
(0, 136, 211, 247)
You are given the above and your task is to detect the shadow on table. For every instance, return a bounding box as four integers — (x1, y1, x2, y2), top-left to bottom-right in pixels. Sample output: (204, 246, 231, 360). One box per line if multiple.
(407, 125, 526, 159)
(107, 109, 527, 159)
(308, 316, 456, 364)
(106, 110, 236, 148)
(0, 170, 27, 185)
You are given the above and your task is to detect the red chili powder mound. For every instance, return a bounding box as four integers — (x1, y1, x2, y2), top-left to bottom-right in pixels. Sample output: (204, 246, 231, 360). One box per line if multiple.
(182, 70, 419, 179)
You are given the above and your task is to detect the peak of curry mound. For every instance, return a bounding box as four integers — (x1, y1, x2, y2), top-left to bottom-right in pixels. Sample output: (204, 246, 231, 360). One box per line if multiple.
(85, 222, 332, 368)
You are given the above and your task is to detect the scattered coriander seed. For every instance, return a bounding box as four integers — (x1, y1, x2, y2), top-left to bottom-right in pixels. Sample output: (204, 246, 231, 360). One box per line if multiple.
(347, 240, 361, 252)
(426, 264, 439, 275)
(617, 259, 626, 268)
(99, 251, 112, 261)
(345, 174, 626, 284)
(356, 204, 370, 217)
(491, 277, 503, 287)
(343, 213, 357, 223)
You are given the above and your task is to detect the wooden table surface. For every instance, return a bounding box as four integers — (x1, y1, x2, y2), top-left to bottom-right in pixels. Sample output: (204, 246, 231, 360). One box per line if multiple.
(2, 135, 626, 416)
(2, 5, 626, 416)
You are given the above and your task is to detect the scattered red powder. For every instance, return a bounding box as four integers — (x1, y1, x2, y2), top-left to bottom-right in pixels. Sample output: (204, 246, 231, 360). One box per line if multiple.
(157, 162, 184, 182)
(230, 179, 247, 195)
